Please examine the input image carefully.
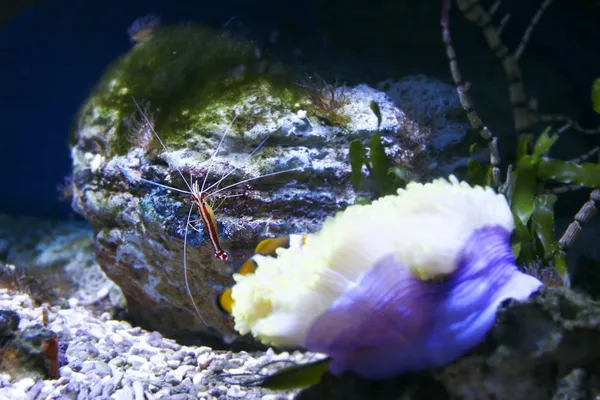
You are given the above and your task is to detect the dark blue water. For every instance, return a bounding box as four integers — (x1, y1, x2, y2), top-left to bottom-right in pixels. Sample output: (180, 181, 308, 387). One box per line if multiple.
(0, 0, 598, 220)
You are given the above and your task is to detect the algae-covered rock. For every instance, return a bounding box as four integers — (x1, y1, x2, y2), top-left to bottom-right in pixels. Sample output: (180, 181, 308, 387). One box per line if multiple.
(70, 22, 308, 157)
(69, 22, 472, 345)
(295, 287, 600, 400)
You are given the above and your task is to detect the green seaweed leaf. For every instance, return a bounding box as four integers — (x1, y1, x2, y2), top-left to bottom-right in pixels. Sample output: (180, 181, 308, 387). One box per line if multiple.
(502, 166, 517, 200)
(516, 134, 533, 162)
(369, 133, 394, 196)
(369, 100, 382, 127)
(349, 134, 408, 199)
(349, 140, 366, 192)
(538, 158, 600, 187)
(467, 143, 486, 186)
(511, 240, 521, 260)
(592, 78, 600, 115)
(241, 358, 332, 390)
(532, 127, 559, 157)
(469, 142, 477, 156)
(531, 194, 558, 259)
(467, 159, 485, 185)
(389, 165, 409, 186)
(510, 155, 539, 227)
(484, 165, 494, 187)
(554, 251, 568, 277)
(511, 216, 533, 263)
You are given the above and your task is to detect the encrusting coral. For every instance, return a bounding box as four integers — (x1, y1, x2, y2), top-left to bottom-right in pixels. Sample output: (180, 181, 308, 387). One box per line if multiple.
(231, 175, 543, 380)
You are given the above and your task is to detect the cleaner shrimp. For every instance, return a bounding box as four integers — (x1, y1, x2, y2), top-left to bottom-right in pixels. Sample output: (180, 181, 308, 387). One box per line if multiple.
(130, 96, 298, 326)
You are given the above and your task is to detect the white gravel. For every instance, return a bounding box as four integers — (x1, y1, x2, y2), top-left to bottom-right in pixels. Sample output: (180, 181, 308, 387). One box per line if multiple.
(0, 290, 324, 400)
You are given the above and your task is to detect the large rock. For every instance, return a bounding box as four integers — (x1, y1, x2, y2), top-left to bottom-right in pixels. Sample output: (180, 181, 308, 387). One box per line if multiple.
(69, 22, 472, 345)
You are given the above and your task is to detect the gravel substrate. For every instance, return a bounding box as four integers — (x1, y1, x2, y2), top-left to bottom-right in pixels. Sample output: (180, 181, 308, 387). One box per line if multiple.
(0, 290, 324, 400)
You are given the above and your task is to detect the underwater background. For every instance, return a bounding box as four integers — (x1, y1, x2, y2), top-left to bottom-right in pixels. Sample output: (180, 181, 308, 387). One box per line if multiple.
(1, 0, 600, 399)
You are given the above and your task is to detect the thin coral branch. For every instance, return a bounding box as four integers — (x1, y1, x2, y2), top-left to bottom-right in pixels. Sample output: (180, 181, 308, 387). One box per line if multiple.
(455, 0, 534, 136)
(549, 184, 586, 194)
(296, 74, 349, 124)
(514, 0, 553, 61)
(537, 114, 600, 135)
(496, 13, 511, 36)
(441, 0, 501, 187)
(558, 189, 600, 252)
(488, 0, 501, 16)
(567, 146, 600, 164)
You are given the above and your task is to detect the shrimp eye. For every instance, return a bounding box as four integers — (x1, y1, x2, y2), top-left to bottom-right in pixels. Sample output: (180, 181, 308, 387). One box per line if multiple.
(217, 288, 234, 314)
(215, 250, 229, 261)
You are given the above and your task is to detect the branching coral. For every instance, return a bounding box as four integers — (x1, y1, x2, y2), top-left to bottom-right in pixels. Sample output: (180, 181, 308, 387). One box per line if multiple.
(296, 74, 349, 126)
(124, 99, 156, 152)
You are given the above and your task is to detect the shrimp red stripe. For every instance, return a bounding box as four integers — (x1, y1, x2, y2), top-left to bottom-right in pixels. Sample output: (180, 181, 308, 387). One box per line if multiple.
(197, 193, 228, 260)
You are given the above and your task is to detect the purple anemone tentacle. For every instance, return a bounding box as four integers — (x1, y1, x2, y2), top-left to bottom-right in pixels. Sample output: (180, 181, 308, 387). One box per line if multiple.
(422, 225, 543, 367)
(303, 225, 543, 380)
(304, 253, 434, 378)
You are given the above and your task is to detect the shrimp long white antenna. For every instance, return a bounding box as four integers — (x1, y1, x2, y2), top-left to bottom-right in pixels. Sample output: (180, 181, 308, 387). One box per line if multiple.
(183, 203, 208, 326)
(199, 116, 238, 194)
(137, 178, 191, 195)
(203, 134, 272, 193)
(131, 96, 194, 193)
(206, 167, 301, 199)
(132, 96, 238, 192)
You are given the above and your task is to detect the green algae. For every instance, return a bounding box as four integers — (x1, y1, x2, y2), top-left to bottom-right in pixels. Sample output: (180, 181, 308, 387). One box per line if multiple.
(71, 23, 313, 156)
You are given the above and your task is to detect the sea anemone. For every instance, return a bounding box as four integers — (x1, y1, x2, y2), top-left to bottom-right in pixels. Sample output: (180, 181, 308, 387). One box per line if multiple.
(230, 175, 543, 380)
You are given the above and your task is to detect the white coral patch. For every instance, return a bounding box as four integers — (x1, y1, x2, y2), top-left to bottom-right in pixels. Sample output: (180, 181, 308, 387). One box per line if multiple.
(231, 175, 514, 347)
(90, 154, 105, 173)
